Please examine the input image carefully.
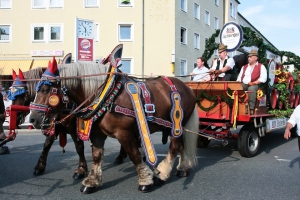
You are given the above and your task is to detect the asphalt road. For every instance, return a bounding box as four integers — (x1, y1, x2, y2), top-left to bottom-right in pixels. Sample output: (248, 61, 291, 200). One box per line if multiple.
(0, 128, 299, 200)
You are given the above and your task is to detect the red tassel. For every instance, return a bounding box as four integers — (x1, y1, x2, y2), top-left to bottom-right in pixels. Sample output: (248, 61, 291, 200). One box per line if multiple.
(59, 132, 67, 153)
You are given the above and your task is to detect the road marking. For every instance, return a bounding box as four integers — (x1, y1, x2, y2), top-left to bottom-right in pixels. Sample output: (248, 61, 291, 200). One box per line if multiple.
(274, 156, 291, 162)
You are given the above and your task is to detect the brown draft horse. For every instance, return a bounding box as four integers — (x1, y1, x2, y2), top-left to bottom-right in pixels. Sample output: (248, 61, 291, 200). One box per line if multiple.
(10, 67, 127, 178)
(8, 67, 88, 179)
(29, 59, 198, 193)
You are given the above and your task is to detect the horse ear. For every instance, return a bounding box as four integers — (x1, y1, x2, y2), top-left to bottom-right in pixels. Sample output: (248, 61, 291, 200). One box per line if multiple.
(51, 56, 58, 73)
(48, 60, 51, 68)
(19, 68, 25, 81)
(12, 69, 17, 80)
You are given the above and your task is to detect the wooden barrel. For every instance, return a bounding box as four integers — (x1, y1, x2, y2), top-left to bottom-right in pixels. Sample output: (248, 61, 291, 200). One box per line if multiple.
(288, 90, 296, 108)
(269, 88, 280, 109)
(288, 76, 294, 90)
(295, 92, 300, 107)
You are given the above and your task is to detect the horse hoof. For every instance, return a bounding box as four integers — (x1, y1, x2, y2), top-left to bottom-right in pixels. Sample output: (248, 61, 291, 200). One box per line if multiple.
(80, 185, 97, 194)
(138, 184, 152, 193)
(33, 169, 45, 175)
(153, 176, 165, 186)
(73, 173, 85, 180)
(114, 156, 124, 165)
(175, 170, 188, 177)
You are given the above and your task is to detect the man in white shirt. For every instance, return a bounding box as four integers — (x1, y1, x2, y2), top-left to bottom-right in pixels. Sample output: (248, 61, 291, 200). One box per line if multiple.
(210, 43, 236, 81)
(190, 57, 210, 82)
(284, 105, 300, 141)
(236, 49, 267, 115)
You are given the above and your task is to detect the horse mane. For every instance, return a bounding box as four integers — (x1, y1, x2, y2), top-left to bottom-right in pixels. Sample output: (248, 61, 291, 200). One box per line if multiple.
(58, 62, 107, 99)
(23, 67, 46, 100)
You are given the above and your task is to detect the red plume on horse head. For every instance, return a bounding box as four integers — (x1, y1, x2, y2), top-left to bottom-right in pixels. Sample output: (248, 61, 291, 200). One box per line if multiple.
(42, 56, 60, 79)
(11, 68, 26, 87)
(12, 69, 17, 80)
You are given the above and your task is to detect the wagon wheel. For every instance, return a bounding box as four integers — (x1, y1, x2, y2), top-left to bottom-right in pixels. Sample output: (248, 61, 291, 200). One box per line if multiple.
(290, 125, 298, 138)
(197, 126, 211, 148)
(237, 124, 260, 157)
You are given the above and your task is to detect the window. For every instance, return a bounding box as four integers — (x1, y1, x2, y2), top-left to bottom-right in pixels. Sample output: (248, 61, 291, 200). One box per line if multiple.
(205, 10, 210, 25)
(50, 26, 61, 40)
(215, 0, 219, 6)
(214, 49, 218, 55)
(120, 59, 132, 74)
(0, 0, 11, 8)
(214, 17, 219, 30)
(0, 25, 11, 42)
(180, 27, 187, 44)
(119, 0, 133, 7)
(180, 0, 187, 12)
(32, 0, 63, 8)
(118, 24, 133, 41)
(194, 33, 200, 49)
(180, 59, 187, 76)
(230, 2, 236, 19)
(32, 24, 63, 42)
(85, 0, 99, 7)
(194, 3, 200, 20)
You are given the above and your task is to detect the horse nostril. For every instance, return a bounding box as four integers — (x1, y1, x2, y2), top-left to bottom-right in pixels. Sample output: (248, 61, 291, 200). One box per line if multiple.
(29, 118, 35, 123)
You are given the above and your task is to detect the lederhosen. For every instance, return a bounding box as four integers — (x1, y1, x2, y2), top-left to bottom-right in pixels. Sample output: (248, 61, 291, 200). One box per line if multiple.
(216, 57, 237, 81)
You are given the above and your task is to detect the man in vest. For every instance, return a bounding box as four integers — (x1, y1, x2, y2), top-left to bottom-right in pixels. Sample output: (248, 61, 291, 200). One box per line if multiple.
(210, 43, 236, 81)
(236, 49, 267, 115)
(190, 57, 210, 82)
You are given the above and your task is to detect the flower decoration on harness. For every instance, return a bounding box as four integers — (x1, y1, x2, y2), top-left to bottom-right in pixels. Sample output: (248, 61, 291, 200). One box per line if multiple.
(8, 69, 27, 101)
(256, 88, 264, 100)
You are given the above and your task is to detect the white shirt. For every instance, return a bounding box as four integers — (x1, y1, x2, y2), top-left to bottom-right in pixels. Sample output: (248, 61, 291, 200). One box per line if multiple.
(287, 105, 300, 136)
(211, 56, 235, 77)
(192, 66, 210, 81)
(236, 62, 267, 84)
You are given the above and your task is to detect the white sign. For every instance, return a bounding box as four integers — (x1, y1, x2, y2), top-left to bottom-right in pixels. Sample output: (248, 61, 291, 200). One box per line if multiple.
(31, 50, 64, 57)
(220, 21, 243, 52)
(268, 59, 276, 86)
(266, 118, 287, 133)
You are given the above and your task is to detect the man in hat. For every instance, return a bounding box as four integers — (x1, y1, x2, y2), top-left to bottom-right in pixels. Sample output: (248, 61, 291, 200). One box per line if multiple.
(236, 49, 267, 115)
(210, 43, 237, 81)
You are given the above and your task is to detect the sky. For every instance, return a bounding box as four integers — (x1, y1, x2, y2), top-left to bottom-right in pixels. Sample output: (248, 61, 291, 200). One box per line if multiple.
(238, 0, 300, 56)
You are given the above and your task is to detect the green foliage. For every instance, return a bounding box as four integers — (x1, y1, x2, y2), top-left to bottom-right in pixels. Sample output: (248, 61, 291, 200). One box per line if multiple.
(202, 29, 220, 62)
(268, 107, 294, 118)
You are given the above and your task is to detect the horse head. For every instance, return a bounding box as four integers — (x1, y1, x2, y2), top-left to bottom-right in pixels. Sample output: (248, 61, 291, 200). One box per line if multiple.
(29, 57, 65, 135)
(8, 69, 30, 125)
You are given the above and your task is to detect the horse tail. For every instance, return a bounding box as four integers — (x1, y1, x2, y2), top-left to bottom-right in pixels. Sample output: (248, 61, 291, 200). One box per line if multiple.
(182, 105, 199, 168)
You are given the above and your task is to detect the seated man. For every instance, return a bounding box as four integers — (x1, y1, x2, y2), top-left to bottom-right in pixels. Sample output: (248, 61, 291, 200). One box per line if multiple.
(210, 43, 237, 81)
(236, 49, 267, 115)
(190, 57, 210, 82)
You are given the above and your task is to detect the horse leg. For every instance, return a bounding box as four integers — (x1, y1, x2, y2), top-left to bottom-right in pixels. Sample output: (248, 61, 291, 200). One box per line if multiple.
(69, 131, 88, 179)
(113, 145, 127, 164)
(80, 131, 107, 194)
(153, 137, 180, 185)
(120, 136, 153, 193)
(33, 135, 55, 175)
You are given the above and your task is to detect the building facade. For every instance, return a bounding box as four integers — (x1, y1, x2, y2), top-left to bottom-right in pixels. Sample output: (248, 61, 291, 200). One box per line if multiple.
(0, 0, 273, 80)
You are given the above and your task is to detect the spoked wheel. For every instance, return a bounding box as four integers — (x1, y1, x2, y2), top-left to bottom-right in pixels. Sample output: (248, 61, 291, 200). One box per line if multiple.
(237, 124, 260, 157)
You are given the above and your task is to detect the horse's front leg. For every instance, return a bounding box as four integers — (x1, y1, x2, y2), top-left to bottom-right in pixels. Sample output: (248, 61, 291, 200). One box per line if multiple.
(69, 131, 87, 179)
(80, 131, 107, 194)
(33, 135, 55, 175)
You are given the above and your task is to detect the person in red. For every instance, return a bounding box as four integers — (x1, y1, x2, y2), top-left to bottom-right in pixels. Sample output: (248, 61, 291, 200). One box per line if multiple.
(236, 49, 267, 115)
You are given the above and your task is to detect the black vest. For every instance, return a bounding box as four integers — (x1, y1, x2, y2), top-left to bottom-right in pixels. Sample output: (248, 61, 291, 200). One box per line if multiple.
(216, 57, 238, 81)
